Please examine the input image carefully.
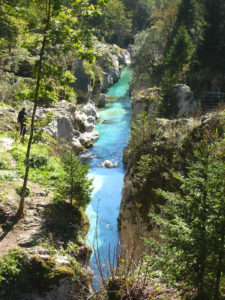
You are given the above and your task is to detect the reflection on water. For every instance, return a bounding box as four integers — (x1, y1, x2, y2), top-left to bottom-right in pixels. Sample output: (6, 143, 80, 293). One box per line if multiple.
(86, 68, 132, 289)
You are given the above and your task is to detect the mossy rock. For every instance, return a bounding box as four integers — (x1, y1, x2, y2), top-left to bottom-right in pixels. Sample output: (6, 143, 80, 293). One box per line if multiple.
(55, 266, 75, 277)
(0, 249, 77, 299)
(85, 140, 93, 148)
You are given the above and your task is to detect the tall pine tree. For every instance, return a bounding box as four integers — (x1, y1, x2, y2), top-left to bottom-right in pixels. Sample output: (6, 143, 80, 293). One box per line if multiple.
(160, 26, 194, 117)
(197, 0, 225, 91)
(145, 137, 225, 299)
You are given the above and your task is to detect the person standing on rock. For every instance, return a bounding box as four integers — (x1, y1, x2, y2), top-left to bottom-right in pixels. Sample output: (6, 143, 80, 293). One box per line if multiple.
(17, 107, 27, 137)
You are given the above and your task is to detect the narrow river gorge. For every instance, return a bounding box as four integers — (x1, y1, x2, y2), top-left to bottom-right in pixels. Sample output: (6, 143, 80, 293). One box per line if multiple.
(86, 68, 132, 288)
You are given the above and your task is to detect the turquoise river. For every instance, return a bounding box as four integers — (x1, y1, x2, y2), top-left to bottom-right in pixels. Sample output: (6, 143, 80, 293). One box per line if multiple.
(86, 68, 132, 288)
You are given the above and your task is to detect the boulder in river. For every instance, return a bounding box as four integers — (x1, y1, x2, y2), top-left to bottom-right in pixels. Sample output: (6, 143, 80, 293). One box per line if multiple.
(101, 160, 118, 168)
(97, 93, 107, 108)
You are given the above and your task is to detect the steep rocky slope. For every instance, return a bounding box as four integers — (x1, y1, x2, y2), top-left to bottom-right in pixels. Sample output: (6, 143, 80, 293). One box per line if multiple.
(119, 88, 225, 261)
(73, 43, 130, 105)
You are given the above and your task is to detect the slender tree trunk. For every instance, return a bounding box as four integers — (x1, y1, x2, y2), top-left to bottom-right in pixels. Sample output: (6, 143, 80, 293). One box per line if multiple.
(70, 151, 74, 205)
(214, 222, 225, 300)
(17, 0, 52, 218)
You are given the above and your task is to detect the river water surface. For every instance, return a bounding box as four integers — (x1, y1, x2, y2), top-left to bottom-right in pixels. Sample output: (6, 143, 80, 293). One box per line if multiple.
(86, 68, 132, 287)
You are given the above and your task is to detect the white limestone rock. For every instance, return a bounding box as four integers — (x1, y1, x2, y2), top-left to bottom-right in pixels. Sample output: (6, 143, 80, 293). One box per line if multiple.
(119, 49, 131, 66)
(101, 160, 118, 168)
(83, 101, 99, 119)
(176, 84, 199, 117)
(36, 100, 99, 151)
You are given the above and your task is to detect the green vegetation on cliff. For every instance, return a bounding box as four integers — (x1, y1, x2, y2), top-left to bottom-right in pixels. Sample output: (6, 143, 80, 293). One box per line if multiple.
(147, 135, 225, 299)
(0, 248, 86, 300)
(118, 109, 225, 299)
(131, 0, 225, 116)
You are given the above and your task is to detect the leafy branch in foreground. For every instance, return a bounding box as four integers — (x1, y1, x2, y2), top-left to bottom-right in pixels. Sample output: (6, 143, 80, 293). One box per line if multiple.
(144, 136, 225, 299)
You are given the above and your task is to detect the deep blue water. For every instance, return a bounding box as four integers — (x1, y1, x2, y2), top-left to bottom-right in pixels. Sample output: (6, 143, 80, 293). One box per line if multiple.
(86, 68, 132, 288)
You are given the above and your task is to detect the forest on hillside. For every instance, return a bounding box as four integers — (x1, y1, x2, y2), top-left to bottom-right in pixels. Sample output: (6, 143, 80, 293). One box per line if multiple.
(1, 0, 225, 114)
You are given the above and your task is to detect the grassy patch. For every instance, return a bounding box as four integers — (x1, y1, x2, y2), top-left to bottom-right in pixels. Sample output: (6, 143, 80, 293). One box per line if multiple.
(10, 141, 63, 186)
(0, 172, 14, 182)
(0, 102, 10, 108)
(0, 132, 8, 137)
(0, 151, 12, 170)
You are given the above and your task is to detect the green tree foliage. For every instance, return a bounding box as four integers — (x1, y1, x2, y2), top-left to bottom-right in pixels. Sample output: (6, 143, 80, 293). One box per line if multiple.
(132, 28, 164, 80)
(94, 0, 174, 47)
(0, 4, 20, 53)
(152, 0, 179, 45)
(131, 0, 178, 83)
(159, 76, 178, 118)
(131, 0, 179, 89)
(129, 112, 156, 161)
(145, 138, 225, 299)
(55, 149, 93, 208)
(160, 26, 194, 117)
(126, 0, 224, 110)
(132, 0, 155, 31)
(123, 0, 169, 33)
(165, 26, 194, 82)
(172, 0, 203, 45)
(162, 0, 225, 97)
(14, 0, 106, 217)
(94, 0, 132, 47)
(130, 0, 225, 115)
(197, 0, 225, 91)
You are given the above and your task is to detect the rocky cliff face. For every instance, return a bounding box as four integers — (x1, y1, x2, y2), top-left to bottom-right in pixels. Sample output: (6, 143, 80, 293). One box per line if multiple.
(130, 84, 198, 122)
(73, 43, 130, 106)
(36, 100, 99, 151)
(175, 84, 199, 117)
(20, 43, 130, 152)
(49, 43, 130, 151)
(130, 87, 160, 122)
(119, 87, 224, 261)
